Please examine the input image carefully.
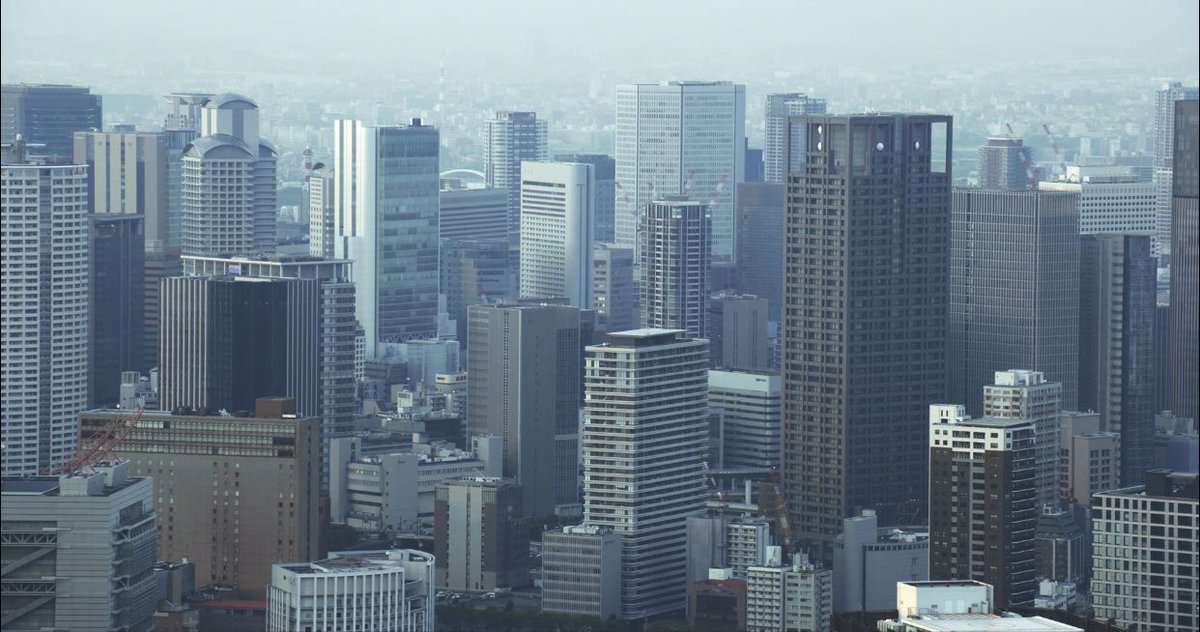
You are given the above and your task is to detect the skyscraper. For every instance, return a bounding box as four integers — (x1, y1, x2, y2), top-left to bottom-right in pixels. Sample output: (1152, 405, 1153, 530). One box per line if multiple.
(592, 243, 636, 333)
(467, 303, 588, 517)
(334, 119, 440, 357)
(708, 369, 781, 470)
(735, 182, 785, 322)
(707, 293, 769, 371)
(2, 83, 102, 157)
(763, 92, 826, 184)
(440, 237, 514, 344)
(518, 161, 595, 308)
(484, 111, 547, 242)
(1, 146, 90, 476)
(582, 329, 709, 619)
(983, 370, 1063, 511)
(1079, 234, 1156, 485)
(1039, 165, 1156, 235)
(556, 153, 616, 243)
(434, 477, 529, 591)
(639, 198, 711, 339)
(73, 130, 169, 250)
(949, 186, 1080, 415)
(438, 186, 508, 242)
(928, 405, 1038, 608)
(1167, 99, 1199, 422)
(158, 275, 321, 418)
(307, 164, 335, 258)
(90, 214, 145, 407)
(781, 114, 951, 561)
(976, 137, 1034, 189)
(1154, 83, 1199, 255)
(162, 92, 211, 252)
(615, 82, 745, 259)
(180, 94, 277, 257)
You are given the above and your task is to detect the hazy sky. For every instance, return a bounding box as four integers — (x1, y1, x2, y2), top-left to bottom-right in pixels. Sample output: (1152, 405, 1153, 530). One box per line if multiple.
(3, 0, 1198, 88)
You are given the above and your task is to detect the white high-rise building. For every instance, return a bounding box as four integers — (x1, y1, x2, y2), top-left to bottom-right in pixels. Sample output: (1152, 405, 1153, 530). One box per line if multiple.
(484, 111, 547, 242)
(1039, 165, 1156, 236)
(308, 165, 335, 258)
(582, 329, 709, 619)
(708, 370, 781, 470)
(518, 161, 595, 308)
(1, 149, 90, 476)
(615, 81, 745, 260)
(745, 548, 833, 632)
(334, 119, 440, 358)
(984, 370, 1063, 510)
(267, 549, 435, 632)
(640, 199, 711, 339)
(763, 92, 827, 184)
(180, 93, 277, 257)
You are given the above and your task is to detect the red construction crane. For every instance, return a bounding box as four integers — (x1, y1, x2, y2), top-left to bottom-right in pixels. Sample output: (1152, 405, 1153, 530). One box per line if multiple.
(48, 407, 144, 474)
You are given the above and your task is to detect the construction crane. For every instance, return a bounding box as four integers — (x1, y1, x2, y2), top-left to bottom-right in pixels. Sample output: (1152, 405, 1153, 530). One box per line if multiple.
(767, 466, 794, 562)
(48, 407, 143, 474)
(1005, 123, 1038, 189)
(1042, 123, 1068, 178)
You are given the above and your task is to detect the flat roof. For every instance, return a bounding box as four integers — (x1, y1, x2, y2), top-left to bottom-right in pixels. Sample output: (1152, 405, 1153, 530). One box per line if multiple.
(899, 614, 1080, 631)
(1, 478, 61, 495)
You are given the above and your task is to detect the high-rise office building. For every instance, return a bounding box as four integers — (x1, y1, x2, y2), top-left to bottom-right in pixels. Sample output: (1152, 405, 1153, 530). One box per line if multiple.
(763, 92, 826, 185)
(745, 141, 764, 183)
(1091, 470, 1199, 632)
(541, 524, 623, 619)
(518, 161, 595, 308)
(1167, 99, 1199, 421)
(484, 111, 547, 241)
(639, 198, 711, 339)
(74, 130, 169, 251)
(268, 549, 435, 632)
(467, 303, 589, 517)
(735, 182, 785, 322)
(1058, 411, 1120, 508)
(90, 214, 145, 407)
(0, 462, 158, 632)
(440, 237, 513, 344)
(1153, 83, 1199, 255)
(708, 294, 769, 371)
(949, 186, 1080, 415)
(438, 186, 508, 242)
(180, 94, 277, 257)
(976, 137, 1034, 189)
(1039, 165, 1156, 235)
(984, 370, 1063, 511)
(182, 255, 357, 492)
(781, 114, 951, 560)
(708, 370, 781, 470)
(1079, 234, 1156, 485)
(556, 153, 616, 242)
(307, 164, 335, 258)
(1, 147, 90, 476)
(158, 275, 321, 418)
(2, 84, 102, 157)
(80, 400, 321, 599)
(162, 93, 210, 252)
(592, 243, 636, 333)
(582, 329, 709, 619)
(434, 477, 529, 591)
(615, 82, 745, 259)
(142, 250, 181, 369)
(334, 119, 440, 358)
(928, 405, 1038, 608)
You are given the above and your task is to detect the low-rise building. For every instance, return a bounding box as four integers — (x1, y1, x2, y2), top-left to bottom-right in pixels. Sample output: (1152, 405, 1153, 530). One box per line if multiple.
(878, 580, 1081, 631)
(267, 549, 434, 632)
(832, 509, 929, 614)
(689, 569, 747, 631)
(541, 524, 622, 619)
(434, 477, 528, 591)
(745, 548, 831, 632)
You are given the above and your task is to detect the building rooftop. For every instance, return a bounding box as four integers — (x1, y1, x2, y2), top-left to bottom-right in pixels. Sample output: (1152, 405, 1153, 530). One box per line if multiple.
(891, 614, 1081, 631)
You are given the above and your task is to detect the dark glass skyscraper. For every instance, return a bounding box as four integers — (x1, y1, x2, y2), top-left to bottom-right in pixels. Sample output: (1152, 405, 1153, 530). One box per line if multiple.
(2, 84, 102, 157)
(949, 187, 1081, 415)
(89, 214, 145, 407)
(1168, 99, 1199, 421)
(781, 114, 951, 562)
(735, 182, 785, 323)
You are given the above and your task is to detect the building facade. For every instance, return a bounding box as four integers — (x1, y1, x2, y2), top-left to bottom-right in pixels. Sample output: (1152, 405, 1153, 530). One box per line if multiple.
(434, 477, 528, 591)
(556, 153, 616, 242)
(976, 136, 1034, 189)
(615, 81, 745, 259)
(763, 92, 826, 185)
(334, 119, 440, 357)
(949, 187, 1080, 415)
(708, 370, 781, 470)
(438, 186, 508, 242)
(1153, 83, 1199, 254)
(180, 94, 277, 257)
(593, 243, 636, 333)
(639, 198, 711, 339)
(90, 214, 145, 407)
(1079, 234, 1156, 485)
(484, 111, 547, 242)
(735, 182, 785, 322)
(307, 165, 335, 258)
(1168, 99, 1199, 421)
(81, 400, 321, 598)
(745, 549, 832, 632)
(74, 130, 170, 250)
(267, 550, 434, 632)
(1039, 165, 1157, 235)
(781, 113, 951, 560)
(541, 524, 623, 619)
(2, 83, 102, 156)
(1, 152, 90, 476)
(1091, 470, 1199, 632)
(984, 370, 1064, 511)
(582, 329, 709, 619)
(928, 405, 1037, 608)
(0, 463, 158, 632)
(832, 510, 929, 614)
(440, 237, 513, 344)
(708, 294, 770, 370)
(518, 161, 595, 308)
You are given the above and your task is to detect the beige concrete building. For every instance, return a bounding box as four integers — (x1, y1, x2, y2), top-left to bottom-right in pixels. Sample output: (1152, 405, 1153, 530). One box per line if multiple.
(73, 130, 169, 251)
(1058, 411, 1120, 507)
(79, 398, 321, 598)
(434, 477, 528, 591)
